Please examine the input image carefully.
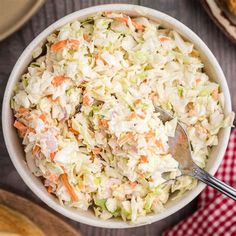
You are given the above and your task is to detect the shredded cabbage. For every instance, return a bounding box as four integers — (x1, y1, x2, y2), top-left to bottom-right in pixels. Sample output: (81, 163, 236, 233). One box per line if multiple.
(11, 12, 234, 223)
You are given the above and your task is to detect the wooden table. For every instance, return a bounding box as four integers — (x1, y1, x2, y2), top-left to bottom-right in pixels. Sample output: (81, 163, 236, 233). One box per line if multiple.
(0, 1, 235, 235)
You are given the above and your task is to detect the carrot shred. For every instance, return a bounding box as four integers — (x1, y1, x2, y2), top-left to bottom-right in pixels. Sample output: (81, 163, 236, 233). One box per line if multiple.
(140, 155, 148, 163)
(52, 76, 68, 87)
(52, 97, 60, 103)
(145, 131, 155, 139)
(60, 174, 78, 202)
(14, 120, 28, 137)
(50, 152, 56, 160)
(117, 132, 134, 146)
(132, 20, 144, 30)
(160, 154, 167, 158)
(39, 113, 47, 122)
(149, 91, 157, 99)
(51, 40, 68, 51)
(155, 139, 163, 148)
(134, 99, 142, 106)
(115, 16, 129, 23)
(92, 147, 102, 155)
(82, 94, 93, 106)
(129, 182, 137, 189)
(190, 49, 200, 58)
(129, 112, 137, 119)
(212, 89, 219, 101)
(28, 127, 36, 133)
(137, 114, 145, 119)
(51, 39, 80, 52)
(115, 16, 144, 30)
(138, 172, 145, 178)
(32, 145, 41, 156)
(160, 36, 169, 43)
(69, 127, 80, 136)
(83, 33, 89, 41)
(18, 107, 29, 114)
(47, 186, 53, 193)
(196, 78, 201, 85)
(99, 119, 109, 127)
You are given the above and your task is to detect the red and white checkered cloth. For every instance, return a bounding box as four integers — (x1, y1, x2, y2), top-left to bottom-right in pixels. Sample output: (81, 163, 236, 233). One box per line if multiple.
(163, 129, 236, 236)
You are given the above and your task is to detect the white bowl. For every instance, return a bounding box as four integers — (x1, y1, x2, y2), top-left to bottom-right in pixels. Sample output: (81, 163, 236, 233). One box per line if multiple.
(2, 4, 232, 228)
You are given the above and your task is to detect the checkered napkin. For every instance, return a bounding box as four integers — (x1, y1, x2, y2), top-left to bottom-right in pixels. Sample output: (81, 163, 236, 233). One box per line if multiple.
(163, 129, 236, 236)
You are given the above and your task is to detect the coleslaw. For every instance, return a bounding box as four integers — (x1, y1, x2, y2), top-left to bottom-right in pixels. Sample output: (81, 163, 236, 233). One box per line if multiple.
(11, 12, 234, 222)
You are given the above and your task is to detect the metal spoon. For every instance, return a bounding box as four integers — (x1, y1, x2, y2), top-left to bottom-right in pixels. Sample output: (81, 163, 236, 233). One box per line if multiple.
(157, 107, 236, 200)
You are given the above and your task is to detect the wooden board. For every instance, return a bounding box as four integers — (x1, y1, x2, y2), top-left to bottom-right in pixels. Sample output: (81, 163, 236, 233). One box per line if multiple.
(0, 189, 81, 236)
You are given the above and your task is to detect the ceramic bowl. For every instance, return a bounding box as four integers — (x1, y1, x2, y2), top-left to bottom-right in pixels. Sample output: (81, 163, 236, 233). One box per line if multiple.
(2, 4, 232, 228)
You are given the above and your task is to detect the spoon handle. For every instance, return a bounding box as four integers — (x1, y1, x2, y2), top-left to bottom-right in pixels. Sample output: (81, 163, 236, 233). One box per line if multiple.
(191, 164, 236, 201)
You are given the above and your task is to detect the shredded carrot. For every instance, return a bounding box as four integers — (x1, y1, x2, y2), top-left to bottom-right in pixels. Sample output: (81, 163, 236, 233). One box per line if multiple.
(114, 16, 144, 30)
(52, 97, 60, 103)
(190, 49, 200, 58)
(83, 33, 89, 41)
(115, 16, 129, 23)
(138, 172, 145, 178)
(155, 139, 163, 148)
(129, 112, 137, 119)
(129, 182, 137, 189)
(47, 186, 53, 193)
(39, 113, 47, 122)
(99, 119, 109, 127)
(60, 173, 78, 202)
(134, 99, 142, 106)
(132, 20, 144, 30)
(137, 113, 145, 119)
(51, 39, 80, 52)
(117, 132, 134, 146)
(82, 94, 93, 106)
(160, 153, 167, 158)
(32, 145, 41, 156)
(159, 36, 169, 43)
(51, 40, 68, 51)
(52, 76, 68, 87)
(14, 120, 28, 137)
(48, 173, 59, 183)
(18, 107, 29, 114)
(92, 147, 102, 155)
(187, 102, 194, 110)
(50, 152, 56, 160)
(28, 127, 36, 133)
(69, 127, 80, 136)
(212, 89, 219, 101)
(140, 155, 148, 163)
(149, 91, 157, 99)
(145, 131, 155, 139)
(196, 78, 201, 85)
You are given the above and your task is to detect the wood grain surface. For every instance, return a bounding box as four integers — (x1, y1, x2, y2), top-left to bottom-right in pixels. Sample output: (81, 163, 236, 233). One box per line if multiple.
(0, 1, 235, 236)
(0, 189, 80, 236)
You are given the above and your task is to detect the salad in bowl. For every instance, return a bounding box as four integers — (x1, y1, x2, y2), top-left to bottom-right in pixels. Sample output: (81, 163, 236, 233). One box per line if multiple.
(5, 5, 234, 227)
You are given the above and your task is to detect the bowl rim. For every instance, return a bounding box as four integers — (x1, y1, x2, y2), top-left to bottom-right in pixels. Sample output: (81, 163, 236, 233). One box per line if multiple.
(2, 4, 232, 228)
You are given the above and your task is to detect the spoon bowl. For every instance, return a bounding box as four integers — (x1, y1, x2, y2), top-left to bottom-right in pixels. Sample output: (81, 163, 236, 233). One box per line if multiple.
(156, 107, 236, 200)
